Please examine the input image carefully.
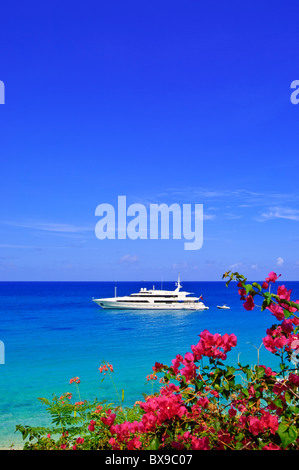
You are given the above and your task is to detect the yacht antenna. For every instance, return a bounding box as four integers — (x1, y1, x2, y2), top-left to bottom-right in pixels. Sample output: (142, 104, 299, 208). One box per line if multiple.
(115, 282, 117, 298)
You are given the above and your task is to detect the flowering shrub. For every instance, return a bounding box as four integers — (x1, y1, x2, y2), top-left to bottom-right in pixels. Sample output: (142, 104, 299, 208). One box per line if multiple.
(17, 271, 299, 450)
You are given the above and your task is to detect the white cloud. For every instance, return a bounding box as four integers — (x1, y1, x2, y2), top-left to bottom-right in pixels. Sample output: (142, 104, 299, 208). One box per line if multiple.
(276, 257, 284, 266)
(3, 221, 92, 233)
(119, 254, 139, 264)
(229, 262, 243, 270)
(259, 207, 299, 222)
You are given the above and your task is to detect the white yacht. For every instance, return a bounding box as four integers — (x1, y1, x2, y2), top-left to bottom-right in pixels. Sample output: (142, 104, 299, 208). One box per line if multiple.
(92, 275, 209, 311)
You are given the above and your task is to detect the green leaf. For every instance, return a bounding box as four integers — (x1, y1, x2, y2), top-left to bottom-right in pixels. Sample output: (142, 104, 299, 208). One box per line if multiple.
(283, 309, 293, 319)
(245, 284, 252, 294)
(148, 436, 161, 450)
(252, 282, 262, 292)
(263, 292, 272, 305)
(236, 432, 244, 442)
(213, 420, 221, 432)
(222, 380, 230, 390)
(226, 366, 236, 376)
(245, 368, 253, 381)
(278, 423, 298, 448)
(272, 398, 283, 409)
(284, 391, 292, 404)
(256, 366, 265, 379)
(121, 389, 125, 403)
(38, 397, 50, 405)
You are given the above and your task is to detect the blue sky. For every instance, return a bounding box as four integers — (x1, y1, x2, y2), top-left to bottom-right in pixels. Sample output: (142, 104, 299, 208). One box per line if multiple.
(0, 0, 299, 281)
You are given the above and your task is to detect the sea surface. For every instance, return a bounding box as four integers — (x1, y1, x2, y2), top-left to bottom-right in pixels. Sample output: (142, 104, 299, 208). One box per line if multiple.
(0, 280, 298, 448)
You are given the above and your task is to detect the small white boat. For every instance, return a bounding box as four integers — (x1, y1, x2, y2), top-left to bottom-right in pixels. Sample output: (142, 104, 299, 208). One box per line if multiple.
(217, 304, 230, 310)
(93, 274, 209, 311)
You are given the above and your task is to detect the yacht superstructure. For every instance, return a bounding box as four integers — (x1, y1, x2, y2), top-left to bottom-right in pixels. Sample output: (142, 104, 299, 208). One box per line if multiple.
(92, 275, 209, 310)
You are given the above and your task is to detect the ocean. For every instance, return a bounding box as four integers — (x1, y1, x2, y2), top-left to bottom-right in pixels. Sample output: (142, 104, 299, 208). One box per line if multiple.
(0, 280, 298, 448)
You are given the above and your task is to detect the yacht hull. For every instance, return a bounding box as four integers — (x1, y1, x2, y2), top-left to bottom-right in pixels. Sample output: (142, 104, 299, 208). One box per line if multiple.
(92, 299, 209, 310)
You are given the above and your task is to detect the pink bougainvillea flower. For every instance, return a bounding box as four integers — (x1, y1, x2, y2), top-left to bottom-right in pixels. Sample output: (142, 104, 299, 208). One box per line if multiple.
(267, 302, 285, 321)
(265, 271, 281, 283)
(108, 437, 120, 450)
(243, 294, 255, 311)
(262, 443, 281, 450)
(171, 354, 183, 374)
(180, 361, 197, 382)
(152, 362, 166, 373)
(184, 352, 195, 363)
(191, 330, 237, 362)
(263, 331, 288, 354)
(260, 412, 279, 434)
(127, 436, 142, 450)
(222, 332, 237, 349)
(197, 397, 209, 409)
(259, 365, 276, 377)
(160, 383, 180, 396)
(88, 420, 96, 432)
(276, 285, 292, 301)
(101, 410, 116, 427)
(248, 416, 264, 436)
(238, 288, 247, 300)
(281, 319, 294, 334)
(289, 373, 299, 387)
(190, 436, 210, 450)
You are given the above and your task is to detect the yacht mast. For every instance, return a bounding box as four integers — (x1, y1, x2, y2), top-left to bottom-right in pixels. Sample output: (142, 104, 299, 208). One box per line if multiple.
(175, 272, 182, 291)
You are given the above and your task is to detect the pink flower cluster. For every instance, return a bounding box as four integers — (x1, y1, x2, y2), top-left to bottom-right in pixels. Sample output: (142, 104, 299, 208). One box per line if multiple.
(267, 285, 299, 321)
(98, 330, 239, 450)
(171, 433, 210, 450)
(191, 330, 237, 362)
(103, 416, 143, 450)
(248, 412, 279, 436)
(240, 271, 284, 311)
(169, 330, 237, 383)
(83, 271, 299, 451)
(255, 273, 299, 355)
(100, 384, 213, 450)
(140, 386, 187, 429)
(263, 322, 299, 354)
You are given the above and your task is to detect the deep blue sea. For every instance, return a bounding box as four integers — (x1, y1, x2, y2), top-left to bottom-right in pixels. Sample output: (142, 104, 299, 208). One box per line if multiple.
(0, 280, 298, 448)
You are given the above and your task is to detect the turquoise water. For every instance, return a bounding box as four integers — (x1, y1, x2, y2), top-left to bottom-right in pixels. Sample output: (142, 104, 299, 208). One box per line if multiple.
(0, 280, 298, 448)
